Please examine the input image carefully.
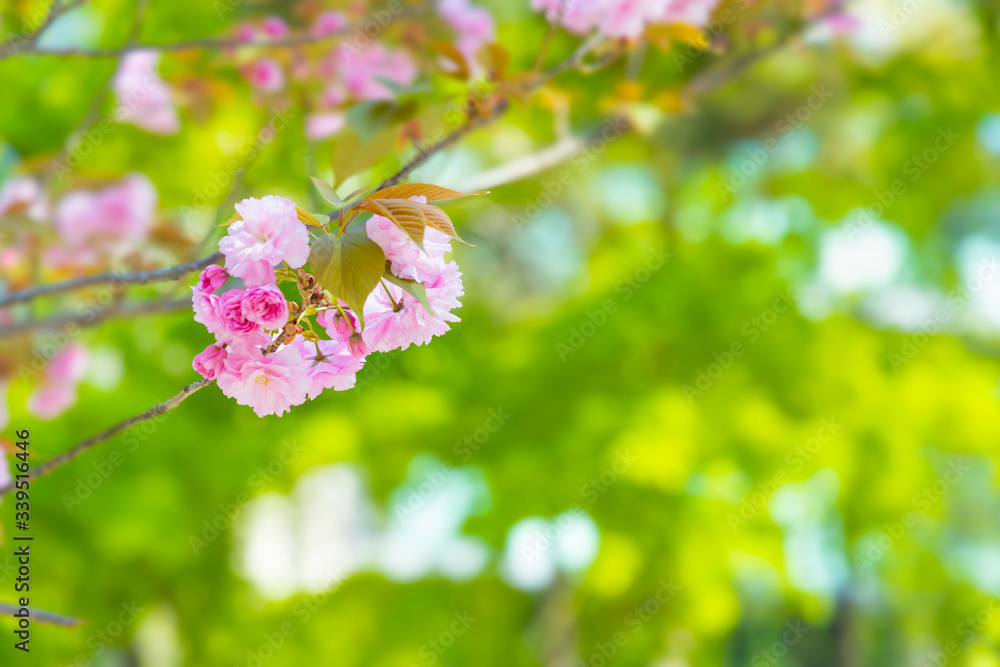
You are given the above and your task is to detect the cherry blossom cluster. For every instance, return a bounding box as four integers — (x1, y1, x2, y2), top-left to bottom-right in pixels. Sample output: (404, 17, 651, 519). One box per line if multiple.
(0, 343, 90, 433)
(190, 194, 463, 417)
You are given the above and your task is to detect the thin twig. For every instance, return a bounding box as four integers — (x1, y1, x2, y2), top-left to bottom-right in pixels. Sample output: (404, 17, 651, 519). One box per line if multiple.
(0, 603, 86, 628)
(0, 378, 213, 497)
(454, 134, 588, 192)
(0, 297, 189, 338)
(0, 252, 222, 308)
(684, 13, 830, 100)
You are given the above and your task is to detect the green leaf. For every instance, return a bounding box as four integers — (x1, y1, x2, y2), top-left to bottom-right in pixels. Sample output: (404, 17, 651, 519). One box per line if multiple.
(308, 231, 386, 330)
(383, 263, 435, 316)
(295, 207, 327, 229)
(310, 177, 344, 208)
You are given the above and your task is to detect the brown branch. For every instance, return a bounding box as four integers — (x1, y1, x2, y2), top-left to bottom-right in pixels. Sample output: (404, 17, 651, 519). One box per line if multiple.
(0, 0, 87, 60)
(0, 378, 213, 497)
(0, 252, 222, 308)
(0, 16, 370, 61)
(684, 12, 832, 100)
(326, 35, 602, 219)
(0, 603, 86, 627)
(0, 297, 189, 338)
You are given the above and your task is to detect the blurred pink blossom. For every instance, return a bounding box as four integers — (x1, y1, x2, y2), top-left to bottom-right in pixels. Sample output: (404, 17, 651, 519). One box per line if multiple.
(655, 0, 721, 28)
(312, 11, 348, 36)
(0, 177, 48, 221)
(336, 44, 417, 100)
(236, 24, 258, 42)
(305, 112, 346, 140)
(243, 58, 286, 94)
(261, 16, 289, 39)
(533, 0, 720, 37)
(439, 0, 496, 68)
(26, 343, 89, 420)
(55, 173, 157, 256)
(113, 51, 181, 135)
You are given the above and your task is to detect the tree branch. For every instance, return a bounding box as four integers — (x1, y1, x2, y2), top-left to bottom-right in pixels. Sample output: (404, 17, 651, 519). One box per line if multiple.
(0, 378, 213, 497)
(0, 297, 189, 338)
(453, 134, 589, 193)
(0, 603, 86, 627)
(0, 252, 222, 308)
(0, 20, 361, 61)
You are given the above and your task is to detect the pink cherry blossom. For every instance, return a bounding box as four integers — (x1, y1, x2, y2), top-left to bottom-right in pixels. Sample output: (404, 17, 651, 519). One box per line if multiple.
(192, 290, 224, 335)
(196, 265, 229, 293)
(261, 16, 289, 39)
(219, 195, 309, 287)
(605, 0, 659, 38)
(55, 173, 157, 255)
(439, 0, 496, 68)
(317, 308, 369, 358)
(220, 289, 265, 337)
(336, 43, 417, 100)
(531, 0, 601, 35)
(27, 386, 77, 420)
(244, 58, 286, 94)
(312, 11, 347, 36)
(113, 51, 181, 135)
(305, 112, 347, 140)
(533, 0, 719, 37)
(48, 343, 89, 384)
(192, 343, 228, 380)
(363, 261, 464, 352)
(192, 289, 271, 347)
(292, 338, 366, 397)
(654, 0, 720, 28)
(241, 286, 289, 330)
(0, 177, 48, 221)
(217, 344, 310, 417)
(27, 343, 89, 420)
(236, 24, 258, 42)
(365, 195, 453, 283)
